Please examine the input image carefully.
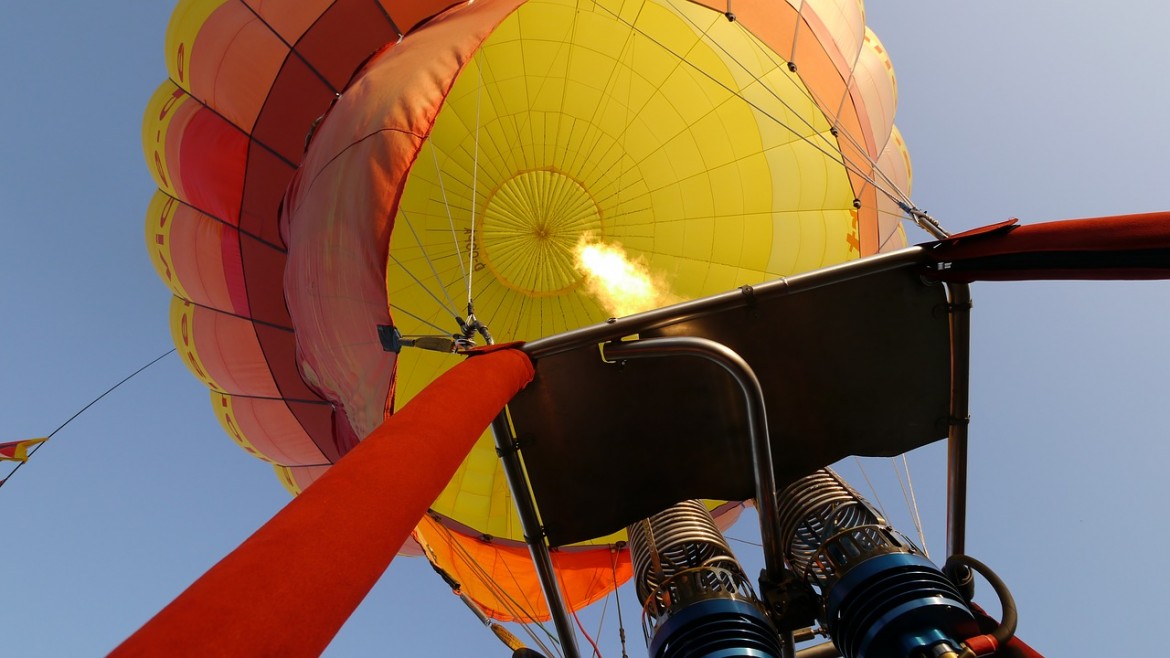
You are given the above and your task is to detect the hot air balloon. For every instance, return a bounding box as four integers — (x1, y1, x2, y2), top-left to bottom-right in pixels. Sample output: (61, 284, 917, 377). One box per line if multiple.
(128, 0, 1085, 655)
(143, 0, 910, 630)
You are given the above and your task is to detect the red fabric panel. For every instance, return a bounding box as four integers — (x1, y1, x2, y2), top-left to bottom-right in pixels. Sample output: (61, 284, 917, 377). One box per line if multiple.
(379, 0, 463, 37)
(295, 0, 400, 91)
(220, 223, 248, 317)
(239, 142, 294, 247)
(251, 324, 324, 401)
(247, 0, 333, 45)
(250, 323, 351, 462)
(250, 53, 336, 163)
(926, 212, 1170, 282)
(239, 233, 290, 326)
(111, 348, 534, 658)
(177, 108, 248, 224)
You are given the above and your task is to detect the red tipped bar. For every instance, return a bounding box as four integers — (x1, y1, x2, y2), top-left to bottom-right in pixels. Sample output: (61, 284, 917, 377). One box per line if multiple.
(925, 211, 1170, 281)
(111, 348, 534, 657)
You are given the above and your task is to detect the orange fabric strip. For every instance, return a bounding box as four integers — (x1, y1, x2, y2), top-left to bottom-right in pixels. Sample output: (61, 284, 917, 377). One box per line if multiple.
(111, 348, 534, 657)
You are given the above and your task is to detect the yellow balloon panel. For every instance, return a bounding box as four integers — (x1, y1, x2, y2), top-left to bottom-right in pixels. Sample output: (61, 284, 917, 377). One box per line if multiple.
(385, 0, 871, 543)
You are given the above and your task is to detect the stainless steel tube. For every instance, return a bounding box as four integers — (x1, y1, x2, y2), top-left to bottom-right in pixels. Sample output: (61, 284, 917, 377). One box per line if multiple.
(601, 336, 784, 581)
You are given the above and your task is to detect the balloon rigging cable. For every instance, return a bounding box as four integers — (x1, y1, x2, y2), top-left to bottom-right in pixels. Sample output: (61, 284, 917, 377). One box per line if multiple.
(1, 348, 177, 490)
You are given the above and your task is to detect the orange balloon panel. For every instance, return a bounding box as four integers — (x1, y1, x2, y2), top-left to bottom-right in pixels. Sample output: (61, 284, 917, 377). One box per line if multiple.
(146, 191, 244, 314)
(210, 392, 338, 466)
(415, 516, 632, 623)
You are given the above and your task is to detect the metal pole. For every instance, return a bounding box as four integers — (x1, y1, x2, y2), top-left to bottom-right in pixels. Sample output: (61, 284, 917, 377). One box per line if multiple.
(490, 413, 581, 658)
(601, 336, 785, 581)
(945, 283, 972, 558)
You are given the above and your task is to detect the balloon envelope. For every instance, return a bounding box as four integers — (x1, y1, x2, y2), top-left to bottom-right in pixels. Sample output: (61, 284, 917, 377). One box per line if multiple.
(145, 0, 911, 622)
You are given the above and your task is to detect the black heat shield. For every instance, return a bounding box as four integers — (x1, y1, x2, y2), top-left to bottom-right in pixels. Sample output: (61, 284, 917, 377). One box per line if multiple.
(505, 248, 955, 547)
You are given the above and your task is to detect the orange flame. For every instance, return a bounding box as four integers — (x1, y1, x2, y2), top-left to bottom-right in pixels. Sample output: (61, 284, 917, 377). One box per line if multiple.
(574, 236, 677, 317)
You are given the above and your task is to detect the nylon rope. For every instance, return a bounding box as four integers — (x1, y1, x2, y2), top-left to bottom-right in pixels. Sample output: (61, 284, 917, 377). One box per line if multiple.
(551, 0, 584, 333)
(495, 542, 552, 627)
(466, 58, 484, 309)
(2, 348, 176, 489)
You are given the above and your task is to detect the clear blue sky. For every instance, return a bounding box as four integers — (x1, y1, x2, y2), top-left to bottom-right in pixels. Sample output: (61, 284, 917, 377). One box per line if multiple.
(2, 2, 1168, 656)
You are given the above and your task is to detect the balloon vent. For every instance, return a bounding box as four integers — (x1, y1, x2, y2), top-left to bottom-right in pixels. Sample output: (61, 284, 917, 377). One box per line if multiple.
(775, 469, 978, 658)
(628, 500, 784, 658)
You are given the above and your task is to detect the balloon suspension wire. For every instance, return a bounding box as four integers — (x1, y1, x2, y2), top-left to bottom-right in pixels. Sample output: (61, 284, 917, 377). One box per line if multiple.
(852, 455, 889, 520)
(428, 519, 563, 656)
(390, 253, 464, 323)
(1, 348, 177, 489)
(894, 453, 929, 557)
(776, 16, 921, 220)
(623, 8, 898, 203)
(625, 3, 943, 238)
(590, 584, 611, 658)
(848, 455, 928, 556)
(396, 208, 461, 319)
(611, 547, 630, 658)
(465, 59, 484, 310)
(389, 302, 458, 336)
(431, 141, 470, 291)
(417, 525, 560, 658)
